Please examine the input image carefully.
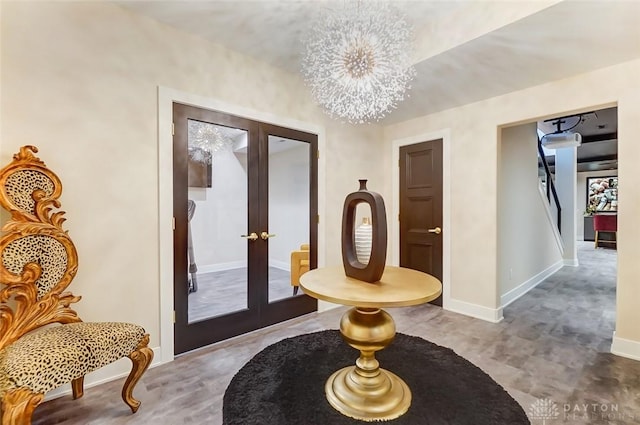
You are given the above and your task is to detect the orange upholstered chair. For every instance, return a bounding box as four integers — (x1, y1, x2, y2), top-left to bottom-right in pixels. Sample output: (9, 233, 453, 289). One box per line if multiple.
(290, 244, 310, 295)
(593, 214, 617, 248)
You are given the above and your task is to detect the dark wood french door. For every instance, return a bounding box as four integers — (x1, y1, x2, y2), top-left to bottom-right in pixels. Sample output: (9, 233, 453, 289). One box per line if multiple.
(173, 103, 318, 354)
(399, 140, 443, 306)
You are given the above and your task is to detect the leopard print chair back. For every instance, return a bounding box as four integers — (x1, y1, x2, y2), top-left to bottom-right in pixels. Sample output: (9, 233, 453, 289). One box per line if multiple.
(0, 145, 80, 350)
(0, 146, 153, 425)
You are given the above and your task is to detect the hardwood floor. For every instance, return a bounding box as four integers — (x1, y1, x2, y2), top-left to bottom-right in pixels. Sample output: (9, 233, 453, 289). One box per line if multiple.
(33, 242, 640, 424)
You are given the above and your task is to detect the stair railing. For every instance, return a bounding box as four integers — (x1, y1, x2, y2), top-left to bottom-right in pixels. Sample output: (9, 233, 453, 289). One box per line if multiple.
(538, 139, 562, 234)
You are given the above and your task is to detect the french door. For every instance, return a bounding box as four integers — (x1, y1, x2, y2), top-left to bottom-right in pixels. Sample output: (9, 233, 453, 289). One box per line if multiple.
(173, 103, 318, 354)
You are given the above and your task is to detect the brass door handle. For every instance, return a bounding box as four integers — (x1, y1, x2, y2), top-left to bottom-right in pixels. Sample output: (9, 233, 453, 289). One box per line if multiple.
(428, 227, 442, 235)
(260, 232, 276, 240)
(241, 232, 259, 241)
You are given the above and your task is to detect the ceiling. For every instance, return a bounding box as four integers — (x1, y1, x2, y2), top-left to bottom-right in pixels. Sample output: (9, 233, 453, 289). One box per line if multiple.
(539, 106, 618, 173)
(115, 1, 640, 125)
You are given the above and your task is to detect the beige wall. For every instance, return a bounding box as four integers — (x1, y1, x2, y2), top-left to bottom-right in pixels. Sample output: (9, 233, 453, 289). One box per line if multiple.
(384, 58, 640, 343)
(2, 0, 640, 394)
(613, 93, 640, 344)
(323, 123, 386, 266)
(384, 106, 500, 309)
(0, 1, 385, 367)
(498, 123, 562, 298)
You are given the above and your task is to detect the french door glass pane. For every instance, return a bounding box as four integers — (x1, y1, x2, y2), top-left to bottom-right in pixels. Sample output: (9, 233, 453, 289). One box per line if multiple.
(267, 135, 310, 303)
(187, 120, 249, 323)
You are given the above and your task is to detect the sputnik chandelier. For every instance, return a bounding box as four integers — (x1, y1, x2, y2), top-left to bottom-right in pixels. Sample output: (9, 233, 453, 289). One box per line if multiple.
(187, 121, 233, 164)
(302, 1, 416, 124)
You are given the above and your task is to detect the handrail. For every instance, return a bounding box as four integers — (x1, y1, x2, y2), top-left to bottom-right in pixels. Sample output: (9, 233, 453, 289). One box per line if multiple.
(537, 139, 562, 234)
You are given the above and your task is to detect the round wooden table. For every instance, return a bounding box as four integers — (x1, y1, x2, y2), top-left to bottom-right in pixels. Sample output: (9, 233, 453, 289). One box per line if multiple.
(299, 266, 442, 422)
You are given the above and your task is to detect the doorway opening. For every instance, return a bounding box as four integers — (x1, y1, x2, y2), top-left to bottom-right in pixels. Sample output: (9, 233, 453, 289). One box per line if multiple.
(497, 105, 618, 352)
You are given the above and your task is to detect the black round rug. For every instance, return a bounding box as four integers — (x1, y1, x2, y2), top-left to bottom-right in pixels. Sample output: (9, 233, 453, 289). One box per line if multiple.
(223, 330, 529, 425)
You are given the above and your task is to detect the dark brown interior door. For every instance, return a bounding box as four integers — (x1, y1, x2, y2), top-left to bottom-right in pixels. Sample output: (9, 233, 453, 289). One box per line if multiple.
(173, 103, 317, 354)
(399, 140, 443, 306)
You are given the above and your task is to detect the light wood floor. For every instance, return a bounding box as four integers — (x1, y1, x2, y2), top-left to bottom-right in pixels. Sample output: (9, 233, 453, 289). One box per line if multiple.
(33, 242, 640, 424)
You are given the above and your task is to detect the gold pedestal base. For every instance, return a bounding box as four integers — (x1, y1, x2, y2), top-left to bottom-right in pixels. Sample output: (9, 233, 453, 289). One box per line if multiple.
(326, 366, 411, 421)
(299, 267, 442, 422)
(325, 307, 411, 421)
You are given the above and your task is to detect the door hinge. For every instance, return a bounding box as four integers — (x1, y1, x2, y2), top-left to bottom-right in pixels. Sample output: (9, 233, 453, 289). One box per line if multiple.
(317, 214, 320, 224)
(317, 150, 320, 159)
(172, 122, 175, 136)
(172, 216, 176, 230)
(398, 213, 400, 221)
(173, 310, 176, 323)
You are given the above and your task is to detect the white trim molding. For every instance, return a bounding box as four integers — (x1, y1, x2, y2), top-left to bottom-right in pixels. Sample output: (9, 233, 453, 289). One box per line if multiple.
(318, 300, 341, 313)
(446, 298, 504, 323)
(197, 261, 247, 274)
(500, 260, 563, 308)
(390, 129, 452, 310)
(158, 86, 326, 363)
(563, 258, 579, 267)
(268, 259, 290, 271)
(611, 332, 640, 361)
(538, 181, 565, 255)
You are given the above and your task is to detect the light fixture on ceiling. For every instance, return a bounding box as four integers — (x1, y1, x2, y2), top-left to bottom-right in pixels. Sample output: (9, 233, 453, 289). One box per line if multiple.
(540, 114, 585, 149)
(301, 1, 416, 124)
(540, 132, 582, 149)
(187, 121, 234, 164)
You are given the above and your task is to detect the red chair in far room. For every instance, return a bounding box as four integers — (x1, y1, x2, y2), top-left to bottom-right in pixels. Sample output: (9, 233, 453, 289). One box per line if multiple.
(593, 214, 617, 248)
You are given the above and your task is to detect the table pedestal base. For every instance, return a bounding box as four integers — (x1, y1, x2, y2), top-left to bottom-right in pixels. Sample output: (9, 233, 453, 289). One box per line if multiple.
(326, 365, 411, 421)
(325, 307, 411, 421)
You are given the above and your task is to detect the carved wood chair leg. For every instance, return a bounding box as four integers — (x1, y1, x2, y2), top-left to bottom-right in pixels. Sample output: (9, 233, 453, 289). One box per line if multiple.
(594, 230, 599, 248)
(1, 388, 44, 425)
(71, 376, 84, 399)
(121, 334, 153, 413)
(293, 286, 299, 295)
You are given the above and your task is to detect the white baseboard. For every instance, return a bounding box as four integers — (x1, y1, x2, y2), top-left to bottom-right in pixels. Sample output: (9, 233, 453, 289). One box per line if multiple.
(563, 258, 579, 267)
(445, 298, 503, 323)
(194, 260, 291, 273)
(318, 300, 340, 312)
(538, 183, 565, 254)
(197, 260, 246, 274)
(500, 260, 563, 308)
(269, 259, 290, 272)
(611, 332, 640, 361)
(44, 346, 163, 402)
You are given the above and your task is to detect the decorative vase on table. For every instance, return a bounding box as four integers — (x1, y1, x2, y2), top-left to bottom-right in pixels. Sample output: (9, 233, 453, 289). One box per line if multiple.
(341, 179, 387, 282)
(354, 217, 372, 264)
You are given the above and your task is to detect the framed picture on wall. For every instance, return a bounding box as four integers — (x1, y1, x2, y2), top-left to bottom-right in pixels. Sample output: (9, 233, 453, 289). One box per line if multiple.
(586, 176, 618, 213)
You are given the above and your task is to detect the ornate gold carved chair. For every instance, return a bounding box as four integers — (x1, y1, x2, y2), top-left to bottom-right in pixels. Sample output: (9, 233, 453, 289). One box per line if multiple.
(0, 146, 153, 425)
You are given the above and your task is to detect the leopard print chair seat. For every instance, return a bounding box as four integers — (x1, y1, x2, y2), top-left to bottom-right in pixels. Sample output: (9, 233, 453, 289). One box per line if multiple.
(0, 146, 153, 425)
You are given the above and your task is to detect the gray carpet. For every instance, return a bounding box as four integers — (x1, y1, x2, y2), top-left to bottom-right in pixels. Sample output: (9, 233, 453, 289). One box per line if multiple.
(223, 330, 530, 425)
(34, 241, 640, 425)
(188, 266, 296, 322)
